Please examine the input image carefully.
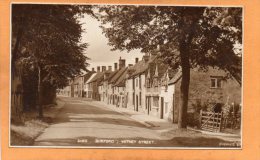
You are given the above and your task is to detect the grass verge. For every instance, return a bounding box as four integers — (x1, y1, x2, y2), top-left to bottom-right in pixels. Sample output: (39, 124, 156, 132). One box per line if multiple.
(10, 98, 65, 146)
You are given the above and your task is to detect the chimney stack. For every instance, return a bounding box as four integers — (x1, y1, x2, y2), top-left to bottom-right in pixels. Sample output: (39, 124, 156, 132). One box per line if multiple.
(97, 66, 101, 73)
(135, 58, 139, 64)
(102, 66, 106, 72)
(108, 66, 112, 71)
(143, 53, 150, 63)
(114, 63, 118, 71)
(119, 57, 126, 69)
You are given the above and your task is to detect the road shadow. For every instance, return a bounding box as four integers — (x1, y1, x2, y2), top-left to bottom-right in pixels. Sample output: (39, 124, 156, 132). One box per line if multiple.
(52, 103, 146, 128)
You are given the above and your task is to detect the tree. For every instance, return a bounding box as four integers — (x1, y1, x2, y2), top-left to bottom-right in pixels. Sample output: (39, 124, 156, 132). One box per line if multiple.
(96, 6, 242, 129)
(12, 4, 92, 118)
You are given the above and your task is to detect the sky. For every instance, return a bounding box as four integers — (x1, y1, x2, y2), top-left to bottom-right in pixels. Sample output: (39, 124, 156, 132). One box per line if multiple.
(79, 14, 144, 71)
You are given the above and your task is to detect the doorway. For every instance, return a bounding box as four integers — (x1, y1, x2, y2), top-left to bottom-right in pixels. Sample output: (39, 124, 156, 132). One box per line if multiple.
(136, 95, 138, 111)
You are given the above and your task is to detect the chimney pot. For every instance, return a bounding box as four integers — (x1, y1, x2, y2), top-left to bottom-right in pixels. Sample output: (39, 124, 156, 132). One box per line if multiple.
(135, 58, 139, 64)
(108, 66, 112, 71)
(119, 58, 126, 69)
(102, 66, 106, 72)
(143, 54, 150, 63)
(92, 68, 95, 72)
(114, 63, 118, 71)
(97, 66, 101, 73)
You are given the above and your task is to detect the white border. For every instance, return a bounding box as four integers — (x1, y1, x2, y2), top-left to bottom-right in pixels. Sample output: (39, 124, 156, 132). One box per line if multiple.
(8, 2, 244, 150)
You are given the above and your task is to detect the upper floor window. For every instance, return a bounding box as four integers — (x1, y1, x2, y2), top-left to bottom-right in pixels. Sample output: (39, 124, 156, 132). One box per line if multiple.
(146, 79, 151, 88)
(210, 77, 222, 88)
(154, 78, 158, 87)
(139, 75, 141, 89)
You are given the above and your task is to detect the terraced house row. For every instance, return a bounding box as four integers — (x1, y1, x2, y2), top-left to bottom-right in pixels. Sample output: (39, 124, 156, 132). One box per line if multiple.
(57, 53, 241, 123)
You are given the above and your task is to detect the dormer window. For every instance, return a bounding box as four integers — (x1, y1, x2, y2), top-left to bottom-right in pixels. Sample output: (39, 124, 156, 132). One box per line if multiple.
(146, 68, 151, 88)
(154, 64, 159, 88)
(210, 76, 222, 88)
(146, 79, 151, 88)
(154, 78, 158, 87)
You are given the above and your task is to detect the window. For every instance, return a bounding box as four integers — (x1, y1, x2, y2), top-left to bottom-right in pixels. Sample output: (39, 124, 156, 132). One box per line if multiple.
(136, 78, 138, 87)
(146, 79, 151, 88)
(153, 97, 159, 107)
(154, 78, 158, 87)
(210, 77, 222, 88)
(133, 92, 135, 105)
(139, 75, 141, 89)
(139, 92, 141, 105)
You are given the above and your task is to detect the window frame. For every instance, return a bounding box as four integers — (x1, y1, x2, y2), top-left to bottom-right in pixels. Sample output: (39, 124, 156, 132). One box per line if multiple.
(210, 76, 222, 89)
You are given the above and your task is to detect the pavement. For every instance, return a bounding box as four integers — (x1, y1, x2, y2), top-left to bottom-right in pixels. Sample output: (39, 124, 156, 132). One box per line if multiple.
(33, 97, 241, 147)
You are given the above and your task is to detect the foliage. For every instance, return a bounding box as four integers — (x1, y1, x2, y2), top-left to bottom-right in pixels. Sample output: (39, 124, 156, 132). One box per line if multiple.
(12, 4, 92, 88)
(11, 4, 93, 118)
(97, 6, 242, 77)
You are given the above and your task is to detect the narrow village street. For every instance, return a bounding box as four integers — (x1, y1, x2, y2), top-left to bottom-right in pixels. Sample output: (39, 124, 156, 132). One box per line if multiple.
(33, 97, 240, 147)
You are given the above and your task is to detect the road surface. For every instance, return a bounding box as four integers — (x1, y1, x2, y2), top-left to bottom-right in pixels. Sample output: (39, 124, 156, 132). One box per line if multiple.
(34, 97, 171, 147)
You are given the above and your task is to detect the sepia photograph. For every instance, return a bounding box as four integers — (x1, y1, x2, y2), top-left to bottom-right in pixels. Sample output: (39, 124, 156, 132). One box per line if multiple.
(10, 4, 242, 148)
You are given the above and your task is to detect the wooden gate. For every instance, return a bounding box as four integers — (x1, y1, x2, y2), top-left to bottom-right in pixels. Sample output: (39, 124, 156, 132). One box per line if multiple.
(200, 110, 223, 132)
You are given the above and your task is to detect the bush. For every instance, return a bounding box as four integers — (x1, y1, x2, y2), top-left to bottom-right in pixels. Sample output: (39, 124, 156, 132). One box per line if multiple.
(187, 112, 201, 129)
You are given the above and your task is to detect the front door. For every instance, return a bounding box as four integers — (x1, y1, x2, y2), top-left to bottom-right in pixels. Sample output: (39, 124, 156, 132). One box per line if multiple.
(160, 97, 164, 119)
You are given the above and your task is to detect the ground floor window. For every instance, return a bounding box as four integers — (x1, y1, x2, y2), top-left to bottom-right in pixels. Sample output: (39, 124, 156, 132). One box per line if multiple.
(153, 96, 159, 107)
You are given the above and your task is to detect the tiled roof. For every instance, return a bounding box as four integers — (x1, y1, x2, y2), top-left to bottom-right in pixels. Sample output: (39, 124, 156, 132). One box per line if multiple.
(86, 73, 97, 84)
(114, 68, 128, 87)
(107, 70, 118, 82)
(146, 57, 177, 82)
(109, 67, 127, 84)
(128, 55, 156, 78)
(84, 71, 95, 83)
(88, 72, 104, 83)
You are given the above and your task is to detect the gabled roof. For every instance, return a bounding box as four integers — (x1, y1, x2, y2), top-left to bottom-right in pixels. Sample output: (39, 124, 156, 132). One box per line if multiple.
(107, 70, 118, 82)
(146, 57, 177, 82)
(84, 71, 95, 83)
(128, 55, 156, 78)
(114, 68, 128, 87)
(86, 73, 97, 84)
(88, 72, 104, 83)
(109, 67, 127, 84)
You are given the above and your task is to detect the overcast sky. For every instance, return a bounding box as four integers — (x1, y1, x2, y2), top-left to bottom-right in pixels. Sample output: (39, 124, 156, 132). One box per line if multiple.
(79, 14, 144, 71)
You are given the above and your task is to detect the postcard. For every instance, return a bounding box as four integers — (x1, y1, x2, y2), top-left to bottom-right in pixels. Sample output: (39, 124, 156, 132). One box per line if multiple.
(1, 0, 260, 160)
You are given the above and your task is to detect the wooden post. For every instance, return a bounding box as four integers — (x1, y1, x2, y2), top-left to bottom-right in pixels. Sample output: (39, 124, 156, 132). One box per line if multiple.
(219, 112, 223, 132)
(199, 110, 202, 129)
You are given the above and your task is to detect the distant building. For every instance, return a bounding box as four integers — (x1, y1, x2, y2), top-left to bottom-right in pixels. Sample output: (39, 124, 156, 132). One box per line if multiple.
(84, 72, 97, 98)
